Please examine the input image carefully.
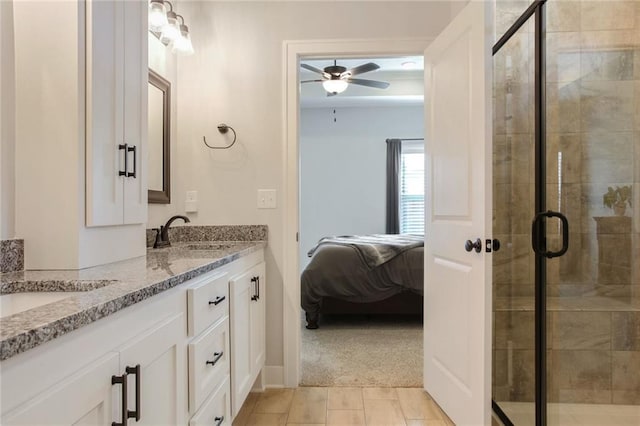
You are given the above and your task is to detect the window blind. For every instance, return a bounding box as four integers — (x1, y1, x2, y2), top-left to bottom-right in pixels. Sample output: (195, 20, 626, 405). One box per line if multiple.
(400, 145, 424, 234)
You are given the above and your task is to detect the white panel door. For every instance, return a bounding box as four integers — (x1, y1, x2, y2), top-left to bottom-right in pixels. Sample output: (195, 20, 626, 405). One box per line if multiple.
(118, 313, 186, 426)
(1, 352, 119, 425)
(85, 0, 124, 226)
(123, 0, 147, 224)
(423, 2, 493, 425)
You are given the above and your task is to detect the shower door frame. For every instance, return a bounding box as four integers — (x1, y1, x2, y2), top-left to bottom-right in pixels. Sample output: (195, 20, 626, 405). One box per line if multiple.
(492, 1, 549, 425)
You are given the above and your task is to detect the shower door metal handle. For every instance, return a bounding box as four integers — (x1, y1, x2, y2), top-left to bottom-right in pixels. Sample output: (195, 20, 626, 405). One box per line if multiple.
(531, 210, 569, 258)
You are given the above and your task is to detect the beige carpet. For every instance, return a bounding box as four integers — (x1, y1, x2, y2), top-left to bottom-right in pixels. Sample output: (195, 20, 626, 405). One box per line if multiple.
(300, 314, 423, 387)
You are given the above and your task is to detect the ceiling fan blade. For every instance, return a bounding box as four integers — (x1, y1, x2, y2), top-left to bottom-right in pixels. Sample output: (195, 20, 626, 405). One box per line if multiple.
(300, 63, 330, 78)
(345, 62, 380, 76)
(301, 80, 324, 84)
(347, 78, 390, 89)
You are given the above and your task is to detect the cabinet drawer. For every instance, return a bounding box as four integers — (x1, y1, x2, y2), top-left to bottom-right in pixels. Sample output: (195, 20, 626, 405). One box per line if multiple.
(187, 271, 228, 337)
(189, 375, 231, 426)
(189, 317, 230, 412)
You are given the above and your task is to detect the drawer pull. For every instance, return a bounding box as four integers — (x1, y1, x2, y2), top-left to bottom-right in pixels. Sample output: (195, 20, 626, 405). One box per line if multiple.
(111, 372, 128, 426)
(118, 144, 128, 177)
(214, 416, 224, 426)
(126, 365, 141, 421)
(251, 276, 258, 301)
(127, 145, 137, 178)
(209, 296, 226, 306)
(206, 351, 224, 367)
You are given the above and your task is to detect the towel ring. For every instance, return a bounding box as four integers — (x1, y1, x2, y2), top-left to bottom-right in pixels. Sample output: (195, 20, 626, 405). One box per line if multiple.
(203, 124, 237, 149)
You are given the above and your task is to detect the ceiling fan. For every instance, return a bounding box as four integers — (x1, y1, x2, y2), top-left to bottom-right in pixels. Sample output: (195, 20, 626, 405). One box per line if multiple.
(300, 60, 390, 96)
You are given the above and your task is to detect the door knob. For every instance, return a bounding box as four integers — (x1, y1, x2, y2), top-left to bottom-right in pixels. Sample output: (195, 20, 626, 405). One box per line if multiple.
(465, 238, 482, 253)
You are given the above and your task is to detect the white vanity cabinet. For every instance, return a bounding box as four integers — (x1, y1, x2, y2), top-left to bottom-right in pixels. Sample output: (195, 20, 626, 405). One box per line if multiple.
(116, 313, 185, 426)
(4, 314, 185, 426)
(0, 288, 187, 426)
(85, 0, 147, 226)
(0, 249, 266, 426)
(229, 262, 266, 417)
(186, 271, 231, 417)
(1, 353, 120, 425)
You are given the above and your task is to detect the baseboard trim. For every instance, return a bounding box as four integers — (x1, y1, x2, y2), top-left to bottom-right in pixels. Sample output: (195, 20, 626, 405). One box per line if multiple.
(263, 365, 285, 388)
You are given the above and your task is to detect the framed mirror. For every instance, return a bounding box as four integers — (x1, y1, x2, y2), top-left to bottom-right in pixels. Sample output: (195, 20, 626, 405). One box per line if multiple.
(148, 69, 171, 204)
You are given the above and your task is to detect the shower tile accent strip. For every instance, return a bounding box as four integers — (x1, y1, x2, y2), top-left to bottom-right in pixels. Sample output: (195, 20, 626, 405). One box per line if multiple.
(146, 224, 268, 247)
(0, 235, 267, 361)
(0, 239, 24, 273)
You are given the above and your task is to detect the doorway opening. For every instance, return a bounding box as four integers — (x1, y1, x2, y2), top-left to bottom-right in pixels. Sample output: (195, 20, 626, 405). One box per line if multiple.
(297, 55, 425, 387)
(281, 38, 433, 389)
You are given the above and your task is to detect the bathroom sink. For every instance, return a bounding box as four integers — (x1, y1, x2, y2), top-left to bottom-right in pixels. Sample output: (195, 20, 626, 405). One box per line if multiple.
(0, 292, 85, 318)
(0, 279, 117, 318)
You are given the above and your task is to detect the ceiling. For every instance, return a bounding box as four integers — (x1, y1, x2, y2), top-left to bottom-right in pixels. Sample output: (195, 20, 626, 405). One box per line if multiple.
(300, 56, 424, 108)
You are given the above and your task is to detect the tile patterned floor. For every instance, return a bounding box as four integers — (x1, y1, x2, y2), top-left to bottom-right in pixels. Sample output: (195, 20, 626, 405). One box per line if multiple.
(232, 387, 455, 426)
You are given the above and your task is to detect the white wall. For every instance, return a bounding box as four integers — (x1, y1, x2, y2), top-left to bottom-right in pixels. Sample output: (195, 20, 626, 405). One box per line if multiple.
(176, 1, 455, 374)
(299, 105, 424, 271)
(1, 0, 16, 240)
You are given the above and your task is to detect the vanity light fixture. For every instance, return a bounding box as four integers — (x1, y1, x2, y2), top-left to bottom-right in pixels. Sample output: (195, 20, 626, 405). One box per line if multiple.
(171, 17, 194, 55)
(148, 0, 168, 32)
(148, 0, 194, 56)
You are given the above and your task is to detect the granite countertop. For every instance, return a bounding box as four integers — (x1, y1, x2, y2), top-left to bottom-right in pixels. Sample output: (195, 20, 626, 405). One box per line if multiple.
(0, 238, 266, 361)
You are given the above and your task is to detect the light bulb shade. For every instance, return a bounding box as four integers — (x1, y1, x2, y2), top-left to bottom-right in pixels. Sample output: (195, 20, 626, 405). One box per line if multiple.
(172, 24, 194, 55)
(148, 0, 168, 32)
(322, 79, 348, 94)
(159, 11, 181, 44)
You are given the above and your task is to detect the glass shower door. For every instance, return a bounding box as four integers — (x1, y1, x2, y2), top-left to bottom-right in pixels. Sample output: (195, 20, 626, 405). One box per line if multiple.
(544, 1, 640, 424)
(492, 13, 537, 426)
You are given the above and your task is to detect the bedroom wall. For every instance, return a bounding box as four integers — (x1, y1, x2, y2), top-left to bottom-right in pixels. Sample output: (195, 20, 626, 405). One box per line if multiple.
(174, 0, 456, 380)
(299, 105, 424, 271)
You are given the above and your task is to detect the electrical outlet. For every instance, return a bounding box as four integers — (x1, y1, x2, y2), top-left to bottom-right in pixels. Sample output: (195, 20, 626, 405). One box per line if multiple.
(257, 189, 276, 209)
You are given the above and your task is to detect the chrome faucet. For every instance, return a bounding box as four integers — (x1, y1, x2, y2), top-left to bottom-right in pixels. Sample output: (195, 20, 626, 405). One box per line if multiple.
(153, 215, 190, 248)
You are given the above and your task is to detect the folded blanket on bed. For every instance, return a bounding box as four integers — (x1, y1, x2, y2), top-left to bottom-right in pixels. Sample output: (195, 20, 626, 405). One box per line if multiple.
(307, 234, 424, 269)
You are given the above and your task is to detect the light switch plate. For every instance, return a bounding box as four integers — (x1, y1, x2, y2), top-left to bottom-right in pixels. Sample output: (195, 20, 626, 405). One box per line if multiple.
(257, 189, 276, 209)
(185, 190, 198, 212)
(186, 190, 198, 202)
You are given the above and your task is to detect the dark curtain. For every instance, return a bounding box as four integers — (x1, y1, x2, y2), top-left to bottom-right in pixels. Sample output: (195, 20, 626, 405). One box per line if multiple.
(385, 139, 401, 234)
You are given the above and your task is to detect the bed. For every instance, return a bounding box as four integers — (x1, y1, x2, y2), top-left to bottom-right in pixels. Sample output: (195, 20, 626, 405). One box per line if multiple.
(301, 234, 424, 329)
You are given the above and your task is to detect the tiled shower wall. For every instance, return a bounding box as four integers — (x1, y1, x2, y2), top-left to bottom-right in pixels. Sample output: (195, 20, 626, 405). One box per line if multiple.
(493, 0, 640, 406)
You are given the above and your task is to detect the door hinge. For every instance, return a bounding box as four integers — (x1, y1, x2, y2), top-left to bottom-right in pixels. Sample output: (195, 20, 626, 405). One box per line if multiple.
(296, 232, 299, 242)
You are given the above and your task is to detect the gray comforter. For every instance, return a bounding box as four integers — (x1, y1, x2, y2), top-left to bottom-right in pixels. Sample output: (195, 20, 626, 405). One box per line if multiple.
(301, 234, 424, 326)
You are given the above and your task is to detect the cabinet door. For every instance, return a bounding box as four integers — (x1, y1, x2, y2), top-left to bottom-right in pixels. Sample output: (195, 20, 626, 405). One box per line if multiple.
(85, 0, 124, 226)
(229, 262, 266, 417)
(250, 263, 266, 376)
(86, 0, 146, 226)
(119, 313, 186, 426)
(1, 352, 120, 425)
(229, 270, 252, 417)
(122, 0, 147, 224)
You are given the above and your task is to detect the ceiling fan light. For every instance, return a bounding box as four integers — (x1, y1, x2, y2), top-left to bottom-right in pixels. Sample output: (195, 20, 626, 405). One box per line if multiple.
(322, 79, 348, 94)
(148, 0, 168, 32)
(401, 61, 417, 70)
(160, 11, 181, 45)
